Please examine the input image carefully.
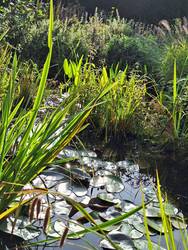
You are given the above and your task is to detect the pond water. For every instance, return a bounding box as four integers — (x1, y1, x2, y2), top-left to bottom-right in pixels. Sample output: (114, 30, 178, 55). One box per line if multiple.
(1, 142, 187, 250)
(0, 95, 187, 249)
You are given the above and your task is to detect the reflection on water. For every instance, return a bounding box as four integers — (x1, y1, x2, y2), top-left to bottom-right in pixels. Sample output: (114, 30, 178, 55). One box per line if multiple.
(102, 142, 188, 218)
(0, 142, 187, 250)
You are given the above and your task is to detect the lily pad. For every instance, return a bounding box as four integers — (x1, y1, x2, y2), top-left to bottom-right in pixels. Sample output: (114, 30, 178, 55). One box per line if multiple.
(116, 161, 130, 170)
(132, 221, 156, 236)
(134, 239, 167, 250)
(104, 162, 118, 172)
(57, 181, 72, 196)
(139, 207, 161, 218)
(53, 201, 71, 216)
(54, 220, 85, 239)
(164, 203, 178, 216)
(69, 167, 91, 181)
(147, 218, 165, 234)
(170, 217, 187, 230)
(125, 214, 143, 226)
(123, 201, 137, 213)
(142, 187, 161, 203)
(100, 239, 118, 250)
(72, 182, 88, 197)
(120, 222, 144, 239)
(97, 193, 116, 206)
(0, 219, 40, 241)
(99, 207, 122, 221)
(90, 170, 123, 191)
(90, 175, 109, 188)
(100, 230, 135, 250)
(106, 176, 124, 193)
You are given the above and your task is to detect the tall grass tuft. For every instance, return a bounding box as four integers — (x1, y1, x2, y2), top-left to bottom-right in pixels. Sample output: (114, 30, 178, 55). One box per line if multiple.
(0, 0, 114, 217)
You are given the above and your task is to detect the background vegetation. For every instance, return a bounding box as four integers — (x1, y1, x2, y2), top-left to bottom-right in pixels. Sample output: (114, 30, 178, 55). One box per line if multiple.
(0, 0, 188, 147)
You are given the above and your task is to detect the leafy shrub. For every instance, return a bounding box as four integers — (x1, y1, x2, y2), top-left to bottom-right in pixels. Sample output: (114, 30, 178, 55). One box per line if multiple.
(103, 35, 161, 75)
(20, 19, 92, 78)
(160, 39, 188, 82)
(0, 0, 48, 49)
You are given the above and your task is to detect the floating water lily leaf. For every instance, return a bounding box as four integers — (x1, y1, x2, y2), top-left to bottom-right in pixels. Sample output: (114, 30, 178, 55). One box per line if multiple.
(81, 195, 91, 205)
(18, 227, 41, 241)
(100, 229, 136, 250)
(164, 203, 178, 216)
(105, 223, 122, 232)
(108, 230, 135, 248)
(78, 150, 97, 158)
(54, 220, 85, 239)
(116, 161, 130, 170)
(134, 239, 167, 250)
(89, 198, 113, 212)
(32, 169, 66, 188)
(47, 227, 60, 238)
(80, 158, 106, 170)
(100, 239, 134, 250)
(104, 161, 118, 172)
(125, 214, 142, 225)
(147, 218, 165, 234)
(60, 148, 80, 158)
(100, 239, 117, 250)
(69, 167, 91, 181)
(90, 175, 107, 188)
(97, 193, 116, 206)
(53, 201, 71, 216)
(99, 207, 122, 221)
(120, 222, 143, 239)
(132, 221, 156, 236)
(90, 175, 108, 188)
(139, 207, 161, 218)
(106, 176, 124, 193)
(0, 219, 40, 241)
(90, 169, 122, 191)
(117, 161, 139, 173)
(77, 211, 99, 224)
(142, 187, 160, 203)
(72, 182, 88, 197)
(123, 201, 137, 213)
(170, 217, 187, 230)
(57, 181, 72, 196)
(139, 203, 178, 218)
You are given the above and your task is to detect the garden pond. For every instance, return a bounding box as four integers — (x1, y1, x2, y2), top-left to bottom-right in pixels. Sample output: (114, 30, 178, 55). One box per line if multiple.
(0, 95, 187, 250)
(0, 141, 187, 250)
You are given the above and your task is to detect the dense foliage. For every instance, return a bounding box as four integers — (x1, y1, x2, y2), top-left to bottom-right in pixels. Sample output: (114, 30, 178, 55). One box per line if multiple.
(0, 0, 188, 145)
(0, 2, 187, 250)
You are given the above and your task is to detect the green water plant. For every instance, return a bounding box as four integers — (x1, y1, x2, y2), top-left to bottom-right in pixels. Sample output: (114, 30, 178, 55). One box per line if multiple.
(0, 0, 114, 218)
(64, 59, 147, 139)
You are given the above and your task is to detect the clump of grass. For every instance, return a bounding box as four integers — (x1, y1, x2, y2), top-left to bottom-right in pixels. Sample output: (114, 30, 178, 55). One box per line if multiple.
(64, 58, 147, 140)
(0, 0, 114, 217)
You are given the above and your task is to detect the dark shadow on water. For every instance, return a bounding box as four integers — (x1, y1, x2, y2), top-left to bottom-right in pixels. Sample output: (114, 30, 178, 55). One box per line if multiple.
(101, 140, 188, 218)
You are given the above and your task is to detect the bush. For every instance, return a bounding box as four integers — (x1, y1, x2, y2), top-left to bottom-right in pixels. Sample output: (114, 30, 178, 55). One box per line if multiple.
(103, 35, 161, 75)
(17, 19, 92, 78)
(160, 39, 188, 82)
(0, 0, 48, 49)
